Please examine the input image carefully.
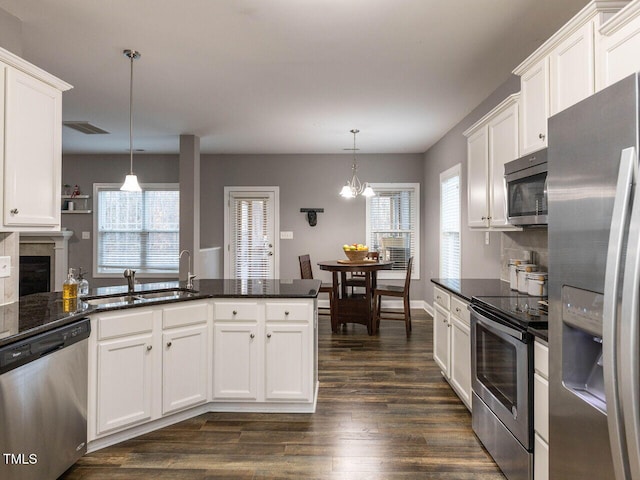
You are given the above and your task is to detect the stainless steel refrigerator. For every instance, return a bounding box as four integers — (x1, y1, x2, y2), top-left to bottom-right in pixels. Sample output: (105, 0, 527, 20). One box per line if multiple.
(548, 72, 640, 479)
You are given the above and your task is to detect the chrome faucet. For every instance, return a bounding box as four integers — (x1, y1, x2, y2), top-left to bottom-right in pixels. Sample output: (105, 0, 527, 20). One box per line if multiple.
(179, 250, 196, 289)
(123, 269, 136, 294)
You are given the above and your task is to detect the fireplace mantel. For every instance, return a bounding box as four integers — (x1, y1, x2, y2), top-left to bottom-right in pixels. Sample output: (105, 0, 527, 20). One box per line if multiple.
(19, 230, 73, 291)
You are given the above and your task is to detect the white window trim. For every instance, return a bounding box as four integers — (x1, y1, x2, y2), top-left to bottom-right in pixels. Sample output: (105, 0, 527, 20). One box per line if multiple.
(439, 164, 461, 278)
(366, 182, 420, 280)
(223, 186, 280, 279)
(92, 183, 180, 279)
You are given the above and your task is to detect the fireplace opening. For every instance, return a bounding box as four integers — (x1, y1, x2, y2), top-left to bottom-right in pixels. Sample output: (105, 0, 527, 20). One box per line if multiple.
(20, 256, 51, 296)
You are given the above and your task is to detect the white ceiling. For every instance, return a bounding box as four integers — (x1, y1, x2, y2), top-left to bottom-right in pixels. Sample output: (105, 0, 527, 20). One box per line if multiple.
(0, 0, 590, 155)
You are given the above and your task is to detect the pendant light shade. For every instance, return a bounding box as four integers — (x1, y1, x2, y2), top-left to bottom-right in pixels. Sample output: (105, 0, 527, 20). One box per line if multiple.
(339, 129, 375, 199)
(120, 49, 142, 192)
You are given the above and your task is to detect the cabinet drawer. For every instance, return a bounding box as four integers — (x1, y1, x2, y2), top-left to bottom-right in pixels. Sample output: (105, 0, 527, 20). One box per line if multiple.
(265, 302, 309, 321)
(534, 372, 549, 442)
(534, 339, 549, 379)
(450, 295, 470, 325)
(434, 286, 450, 310)
(214, 302, 258, 321)
(163, 301, 209, 329)
(97, 309, 155, 341)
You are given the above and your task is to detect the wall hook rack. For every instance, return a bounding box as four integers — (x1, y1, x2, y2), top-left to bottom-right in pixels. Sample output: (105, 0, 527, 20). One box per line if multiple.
(300, 208, 324, 227)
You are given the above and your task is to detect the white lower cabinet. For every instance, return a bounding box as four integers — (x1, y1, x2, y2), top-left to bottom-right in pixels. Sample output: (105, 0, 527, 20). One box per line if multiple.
(213, 299, 315, 403)
(432, 286, 472, 411)
(265, 322, 311, 401)
(450, 314, 471, 408)
(92, 308, 157, 437)
(89, 301, 210, 440)
(96, 331, 155, 436)
(534, 338, 549, 480)
(212, 321, 258, 399)
(89, 297, 317, 449)
(162, 324, 208, 415)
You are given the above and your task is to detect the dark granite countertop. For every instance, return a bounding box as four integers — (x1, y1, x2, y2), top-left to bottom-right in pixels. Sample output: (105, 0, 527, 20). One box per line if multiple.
(431, 278, 512, 302)
(0, 279, 321, 348)
(431, 278, 549, 342)
(529, 327, 548, 343)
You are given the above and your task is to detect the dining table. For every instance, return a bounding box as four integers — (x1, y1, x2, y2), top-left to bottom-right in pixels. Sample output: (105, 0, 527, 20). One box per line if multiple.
(317, 259, 393, 335)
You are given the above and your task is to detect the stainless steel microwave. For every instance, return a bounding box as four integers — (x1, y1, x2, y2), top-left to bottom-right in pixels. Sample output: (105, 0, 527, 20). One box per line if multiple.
(504, 149, 548, 226)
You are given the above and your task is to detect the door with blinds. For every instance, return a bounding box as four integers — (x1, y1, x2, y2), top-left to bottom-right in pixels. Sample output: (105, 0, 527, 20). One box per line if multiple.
(225, 187, 279, 279)
(440, 165, 461, 278)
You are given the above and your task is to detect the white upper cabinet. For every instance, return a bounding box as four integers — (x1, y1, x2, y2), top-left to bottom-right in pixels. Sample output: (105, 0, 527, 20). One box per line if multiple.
(0, 47, 72, 231)
(599, 0, 640, 89)
(550, 21, 596, 115)
(514, 0, 627, 144)
(466, 127, 489, 228)
(519, 58, 549, 155)
(464, 94, 520, 230)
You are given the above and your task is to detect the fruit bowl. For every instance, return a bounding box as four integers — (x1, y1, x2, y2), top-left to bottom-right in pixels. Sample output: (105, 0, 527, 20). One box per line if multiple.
(343, 249, 368, 261)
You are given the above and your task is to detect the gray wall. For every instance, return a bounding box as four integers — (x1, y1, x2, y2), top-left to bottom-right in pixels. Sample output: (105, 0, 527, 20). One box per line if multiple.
(62, 152, 424, 296)
(0, 8, 22, 57)
(200, 153, 425, 297)
(422, 74, 521, 304)
(62, 154, 179, 287)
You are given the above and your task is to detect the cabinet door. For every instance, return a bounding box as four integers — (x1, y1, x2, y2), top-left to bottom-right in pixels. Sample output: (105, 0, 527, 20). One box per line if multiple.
(433, 304, 450, 377)
(162, 324, 208, 415)
(600, 13, 640, 89)
(4, 67, 61, 228)
(212, 322, 258, 400)
(534, 433, 549, 480)
(488, 101, 519, 228)
(467, 127, 489, 228)
(450, 316, 472, 410)
(96, 333, 155, 436)
(550, 21, 595, 115)
(265, 322, 312, 401)
(520, 58, 549, 155)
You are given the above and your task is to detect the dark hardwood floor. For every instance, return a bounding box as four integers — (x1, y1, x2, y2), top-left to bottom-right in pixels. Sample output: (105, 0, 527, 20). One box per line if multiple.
(61, 310, 505, 479)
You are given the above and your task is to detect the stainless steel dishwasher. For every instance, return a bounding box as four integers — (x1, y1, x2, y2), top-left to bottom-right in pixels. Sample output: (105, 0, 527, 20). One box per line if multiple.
(0, 318, 90, 480)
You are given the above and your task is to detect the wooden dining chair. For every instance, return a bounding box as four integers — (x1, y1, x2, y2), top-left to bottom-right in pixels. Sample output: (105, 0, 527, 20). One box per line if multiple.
(299, 254, 333, 315)
(372, 257, 413, 336)
(344, 251, 379, 292)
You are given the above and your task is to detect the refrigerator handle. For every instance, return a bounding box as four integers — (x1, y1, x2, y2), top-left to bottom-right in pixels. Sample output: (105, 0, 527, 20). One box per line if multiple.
(604, 147, 636, 480)
(620, 147, 640, 479)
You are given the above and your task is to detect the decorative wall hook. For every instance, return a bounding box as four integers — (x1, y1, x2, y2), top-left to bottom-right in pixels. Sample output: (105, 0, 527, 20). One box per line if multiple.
(300, 208, 324, 227)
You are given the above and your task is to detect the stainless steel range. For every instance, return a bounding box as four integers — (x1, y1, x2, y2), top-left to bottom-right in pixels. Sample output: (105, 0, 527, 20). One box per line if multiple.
(469, 295, 547, 480)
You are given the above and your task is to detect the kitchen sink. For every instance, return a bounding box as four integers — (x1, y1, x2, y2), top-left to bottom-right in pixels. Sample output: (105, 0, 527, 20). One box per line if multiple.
(83, 288, 199, 307)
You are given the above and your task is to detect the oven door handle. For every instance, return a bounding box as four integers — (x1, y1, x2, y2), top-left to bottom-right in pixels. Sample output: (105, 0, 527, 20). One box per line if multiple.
(469, 305, 526, 341)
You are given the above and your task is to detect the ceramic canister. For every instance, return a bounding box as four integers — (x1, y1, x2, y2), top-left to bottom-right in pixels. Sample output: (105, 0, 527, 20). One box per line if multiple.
(516, 264, 538, 293)
(509, 259, 522, 290)
(526, 271, 548, 297)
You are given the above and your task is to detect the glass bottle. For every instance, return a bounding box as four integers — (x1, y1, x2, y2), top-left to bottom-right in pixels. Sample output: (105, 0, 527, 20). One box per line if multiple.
(77, 268, 89, 296)
(62, 268, 78, 300)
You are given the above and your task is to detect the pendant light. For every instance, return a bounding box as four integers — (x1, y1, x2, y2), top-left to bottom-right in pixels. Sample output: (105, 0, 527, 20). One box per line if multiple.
(120, 49, 142, 192)
(339, 129, 375, 198)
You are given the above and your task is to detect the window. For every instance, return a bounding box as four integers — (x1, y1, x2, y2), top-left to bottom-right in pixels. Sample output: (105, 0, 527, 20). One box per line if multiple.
(440, 165, 461, 278)
(366, 183, 420, 280)
(94, 183, 179, 277)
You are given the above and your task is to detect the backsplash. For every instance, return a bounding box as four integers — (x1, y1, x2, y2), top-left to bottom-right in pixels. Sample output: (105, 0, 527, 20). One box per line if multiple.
(0, 232, 19, 305)
(500, 229, 548, 281)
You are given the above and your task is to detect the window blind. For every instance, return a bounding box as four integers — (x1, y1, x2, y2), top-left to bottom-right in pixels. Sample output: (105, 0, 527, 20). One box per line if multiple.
(231, 195, 273, 279)
(366, 184, 419, 278)
(96, 185, 179, 275)
(440, 167, 460, 279)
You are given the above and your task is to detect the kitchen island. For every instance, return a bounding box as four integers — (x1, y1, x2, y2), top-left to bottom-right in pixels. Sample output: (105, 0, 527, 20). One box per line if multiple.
(3, 279, 321, 453)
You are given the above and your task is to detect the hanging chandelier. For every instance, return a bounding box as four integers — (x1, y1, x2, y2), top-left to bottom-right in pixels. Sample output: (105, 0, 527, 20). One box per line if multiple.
(120, 49, 142, 192)
(339, 129, 375, 198)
